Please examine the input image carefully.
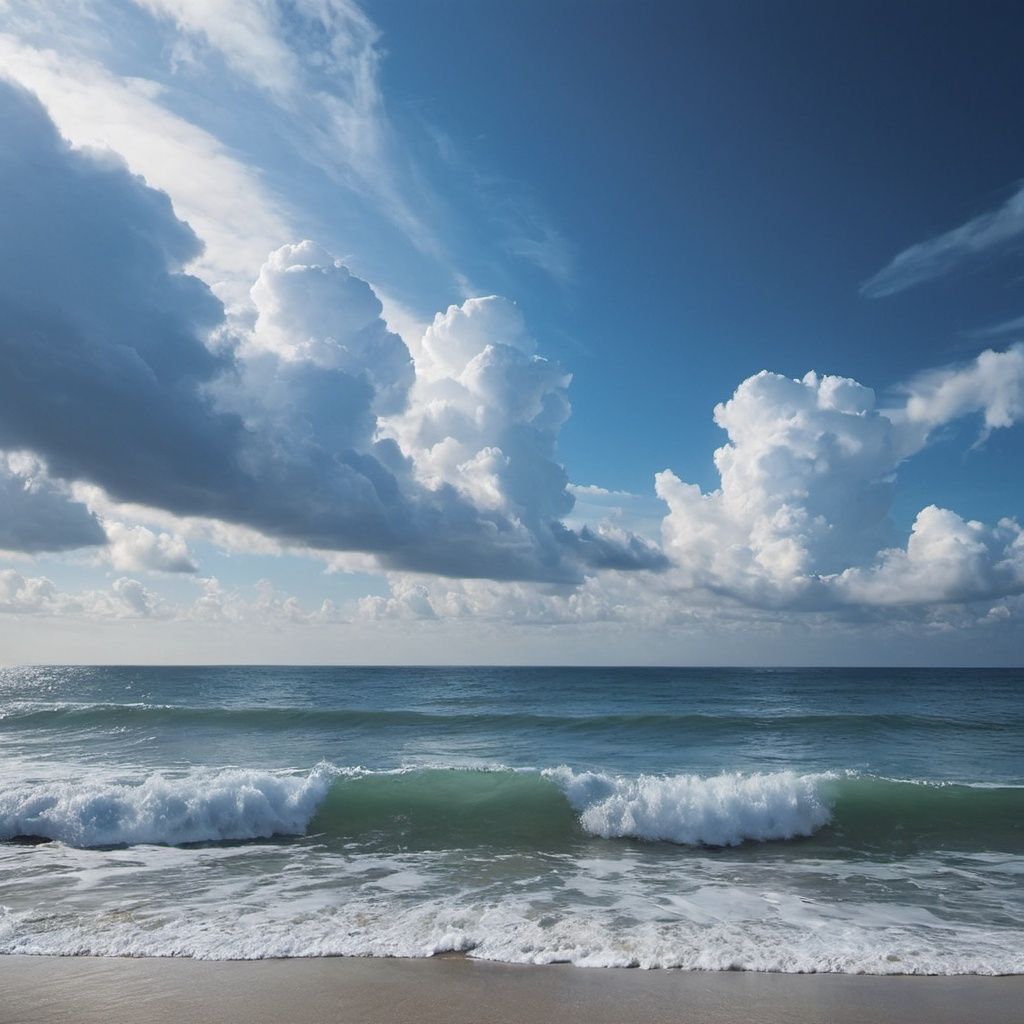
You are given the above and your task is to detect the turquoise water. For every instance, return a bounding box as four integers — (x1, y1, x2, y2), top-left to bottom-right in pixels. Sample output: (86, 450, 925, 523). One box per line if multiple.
(1, 666, 1022, 971)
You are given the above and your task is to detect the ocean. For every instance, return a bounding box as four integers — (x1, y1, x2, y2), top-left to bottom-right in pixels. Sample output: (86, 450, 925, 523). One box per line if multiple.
(1, 665, 1022, 973)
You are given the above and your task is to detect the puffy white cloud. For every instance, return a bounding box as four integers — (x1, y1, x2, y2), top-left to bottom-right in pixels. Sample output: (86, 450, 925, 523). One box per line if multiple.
(389, 299, 569, 520)
(0, 571, 64, 615)
(107, 577, 169, 618)
(388, 296, 572, 522)
(0, 571, 169, 619)
(188, 577, 343, 626)
(655, 350, 1024, 611)
(416, 296, 537, 377)
(104, 522, 198, 574)
(356, 572, 625, 626)
(898, 343, 1024, 443)
(248, 240, 413, 415)
(384, 295, 666, 576)
(355, 344, 1024, 624)
(831, 507, 1024, 606)
(656, 369, 900, 605)
(357, 578, 437, 621)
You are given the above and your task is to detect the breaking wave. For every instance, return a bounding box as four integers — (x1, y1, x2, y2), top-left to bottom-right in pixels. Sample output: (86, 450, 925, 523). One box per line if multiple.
(2, 763, 1021, 851)
(0, 766, 335, 847)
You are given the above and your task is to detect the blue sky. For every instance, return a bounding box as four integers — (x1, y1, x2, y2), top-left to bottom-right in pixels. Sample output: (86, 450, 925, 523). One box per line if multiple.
(362, 1, 1024, 505)
(0, 1, 1023, 663)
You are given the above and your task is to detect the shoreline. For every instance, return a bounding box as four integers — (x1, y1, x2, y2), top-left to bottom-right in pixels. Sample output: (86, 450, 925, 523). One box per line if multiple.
(2, 954, 1022, 1024)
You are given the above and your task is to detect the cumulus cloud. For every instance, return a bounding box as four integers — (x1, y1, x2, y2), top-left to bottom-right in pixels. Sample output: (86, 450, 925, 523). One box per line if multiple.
(832, 506, 1024, 606)
(0, 569, 343, 625)
(655, 348, 1024, 611)
(248, 240, 414, 415)
(389, 296, 571, 516)
(0, 571, 170, 619)
(384, 295, 666, 577)
(354, 344, 1024, 623)
(357, 577, 437, 621)
(0, 81, 659, 584)
(356, 572, 626, 626)
(104, 522, 198, 574)
(897, 343, 1024, 444)
(862, 182, 1024, 298)
(656, 370, 901, 605)
(189, 577, 343, 626)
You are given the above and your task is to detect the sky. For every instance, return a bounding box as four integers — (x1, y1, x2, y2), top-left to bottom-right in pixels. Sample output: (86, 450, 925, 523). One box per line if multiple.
(1, 0, 1023, 665)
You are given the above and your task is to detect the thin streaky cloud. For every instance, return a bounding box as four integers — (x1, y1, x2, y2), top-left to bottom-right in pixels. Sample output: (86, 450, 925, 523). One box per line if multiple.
(0, 33, 293, 308)
(861, 182, 1024, 298)
(137, 0, 449, 263)
(967, 312, 1024, 340)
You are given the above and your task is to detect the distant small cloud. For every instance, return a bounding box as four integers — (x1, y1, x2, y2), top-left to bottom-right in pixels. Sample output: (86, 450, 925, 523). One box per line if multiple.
(104, 521, 198, 574)
(569, 484, 637, 499)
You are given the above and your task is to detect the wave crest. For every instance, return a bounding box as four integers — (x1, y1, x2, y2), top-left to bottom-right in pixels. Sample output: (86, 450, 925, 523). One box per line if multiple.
(5, 764, 1020, 852)
(0, 765, 336, 847)
(547, 767, 832, 846)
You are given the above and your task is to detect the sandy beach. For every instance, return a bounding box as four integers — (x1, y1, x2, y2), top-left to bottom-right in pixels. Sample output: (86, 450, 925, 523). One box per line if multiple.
(1, 954, 1021, 1024)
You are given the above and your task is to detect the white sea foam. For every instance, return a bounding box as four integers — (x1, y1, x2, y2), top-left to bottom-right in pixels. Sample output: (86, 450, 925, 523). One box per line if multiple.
(1, 884, 1022, 973)
(2, 766, 1023, 974)
(0, 763, 838, 849)
(546, 767, 833, 846)
(0, 765, 336, 846)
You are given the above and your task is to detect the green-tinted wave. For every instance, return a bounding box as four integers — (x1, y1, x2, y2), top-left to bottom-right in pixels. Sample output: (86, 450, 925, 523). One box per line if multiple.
(306, 767, 1024, 854)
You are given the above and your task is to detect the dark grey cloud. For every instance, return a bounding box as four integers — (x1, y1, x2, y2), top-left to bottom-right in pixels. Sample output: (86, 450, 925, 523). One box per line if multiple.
(0, 81, 662, 582)
(0, 463, 105, 554)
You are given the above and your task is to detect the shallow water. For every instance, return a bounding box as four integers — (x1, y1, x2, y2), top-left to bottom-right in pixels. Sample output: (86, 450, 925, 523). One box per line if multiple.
(1, 665, 1022, 971)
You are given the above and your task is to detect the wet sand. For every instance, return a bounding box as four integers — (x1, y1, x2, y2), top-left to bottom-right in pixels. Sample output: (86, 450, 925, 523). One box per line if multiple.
(1, 954, 1021, 1024)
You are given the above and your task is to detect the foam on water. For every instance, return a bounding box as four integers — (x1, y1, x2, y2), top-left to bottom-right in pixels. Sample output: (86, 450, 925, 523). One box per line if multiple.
(0, 763, 840, 849)
(0, 765, 337, 846)
(548, 767, 833, 846)
(6, 763, 1023, 851)
(2, 864, 1022, 973)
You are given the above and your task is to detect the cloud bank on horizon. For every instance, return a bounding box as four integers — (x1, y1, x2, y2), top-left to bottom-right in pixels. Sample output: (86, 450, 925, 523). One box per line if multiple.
(0, 0, 1023, 661)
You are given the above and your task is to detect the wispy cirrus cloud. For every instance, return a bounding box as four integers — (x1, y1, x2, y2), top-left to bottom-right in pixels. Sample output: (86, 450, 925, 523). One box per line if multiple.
(135, 0, 446, 259)
(0, 31, 293, 308)
(968, 312, 1024, 340)
(861, 181, 1024, 298)
(2, 0, 575, 309)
